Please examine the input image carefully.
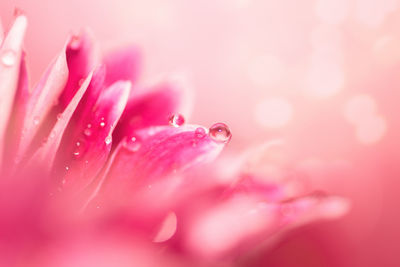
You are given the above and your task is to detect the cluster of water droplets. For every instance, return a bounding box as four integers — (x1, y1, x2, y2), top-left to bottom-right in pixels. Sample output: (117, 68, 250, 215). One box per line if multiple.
(168, 114, 231, 143)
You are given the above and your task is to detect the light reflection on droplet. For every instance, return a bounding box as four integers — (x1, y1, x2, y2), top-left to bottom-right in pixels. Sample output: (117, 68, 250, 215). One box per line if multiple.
(100, 121, 105, 127)
(209, 123, 232, 143)
(105, 136, 112, 145)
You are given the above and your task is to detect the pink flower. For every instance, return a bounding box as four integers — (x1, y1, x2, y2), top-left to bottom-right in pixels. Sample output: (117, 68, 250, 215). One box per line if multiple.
(0, 14, 350, 267)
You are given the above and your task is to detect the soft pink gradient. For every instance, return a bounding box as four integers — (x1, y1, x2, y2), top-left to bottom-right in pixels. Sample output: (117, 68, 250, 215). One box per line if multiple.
(1, 0, 400, 266)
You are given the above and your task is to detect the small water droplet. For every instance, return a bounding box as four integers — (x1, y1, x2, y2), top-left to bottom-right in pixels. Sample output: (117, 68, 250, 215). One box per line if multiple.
(105, 136, 112, 145)
(57, 113, 63, 120)
(49, 130, 56, 139)
(100, 121, 105, 127)
(84, 128, 92, 137)
(61, 179, 66, 185)
(33, 116, 40, 126)
(65, 166, 69, 171)
(168, 114, 185, 127)
(69, 35, 81, 50)
(125, 136, 141, 152)
(194, 127, 206, 139)
(1, 50, 17, 67)
(209, 123, 232, 143)
(87, 123, 92, 129)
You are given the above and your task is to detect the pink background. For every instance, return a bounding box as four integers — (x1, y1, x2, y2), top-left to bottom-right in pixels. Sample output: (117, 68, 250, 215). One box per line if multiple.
(1, 0, 400, 266)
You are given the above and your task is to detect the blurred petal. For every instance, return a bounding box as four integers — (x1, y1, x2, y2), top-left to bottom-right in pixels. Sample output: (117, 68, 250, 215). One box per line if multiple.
(0, 15, 27, 168)
(103, 45, 141, 86)
(53, 81, 131, 192)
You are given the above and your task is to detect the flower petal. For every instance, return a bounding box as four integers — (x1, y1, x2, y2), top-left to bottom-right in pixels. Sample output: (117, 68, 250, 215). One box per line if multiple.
(29, 71, 93, 171)
(184, 193, 350, 258)
(103, 45, 141, 87)
(59, 30, 98, 109)
(101, 125, 225, 193)
(16, 44, 69, 163)
(53, 80, 131, 192)
(0, 15, 27, 169)
(113, 77, 193, 144)
(0, 17, 4, 46)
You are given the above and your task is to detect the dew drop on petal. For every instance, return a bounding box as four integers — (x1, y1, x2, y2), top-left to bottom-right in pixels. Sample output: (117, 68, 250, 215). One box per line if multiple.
(125, 136, 141, 152)
(209, 123, 232, 143)
(168, 114, 185, 127)
(194, 127, 206, 139)
(1, 49, 17, 67)
(100, 121, 105, 127)
(65, 166, 70, 171)
(84, 128, 92, 137)
(33, 116, 40, 126)
(69, 35, 81, 50)
(105, 136, 112, 145)
(57, 113, 63, 121)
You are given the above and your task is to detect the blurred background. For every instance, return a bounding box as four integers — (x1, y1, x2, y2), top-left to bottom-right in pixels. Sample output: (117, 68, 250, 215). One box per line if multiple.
(1, 0, 400, 266)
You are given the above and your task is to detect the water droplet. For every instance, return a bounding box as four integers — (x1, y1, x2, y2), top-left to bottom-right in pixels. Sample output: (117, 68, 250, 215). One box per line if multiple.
(168, 114, 185, 127)
(105, 136, 112, 145)
(194, 127, 206, 139)
(61, 179, 66, 185)
(69, 35, 81, 50)
(33, 116, 40, 126)
(125, 136, 141, 152)
(65, 166, 70, 171)
(57, 113, 63, 120)
(87, 123, 92, 128)
(1, 50, 17, 67)
(84, 128, 92, 137)
(209, 123, 232, 143)
(49, 130, 56, 139)
(100, 121, 105, 127)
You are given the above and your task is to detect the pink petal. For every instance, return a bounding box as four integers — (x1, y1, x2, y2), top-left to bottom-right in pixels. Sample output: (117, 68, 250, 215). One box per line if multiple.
(101, 125, 225, 193)
(59, 30, 98, 109)
(113, 78, 193, 144)
(2, 53, 29, 170)
(28, 71, 93, 171)
(53, 80, 131, 193)
(103, 45, 141, 87)
(184, 193, 349, 258)
(16, 44, 69, 163)
(0, 15, 27, 169)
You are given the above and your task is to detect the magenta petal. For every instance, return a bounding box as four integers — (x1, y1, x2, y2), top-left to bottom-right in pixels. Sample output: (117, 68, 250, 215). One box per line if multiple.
(113, 78, 193, 143)
(59, 30, 98, 109)
(53, 81, 131, 192)
(16, 46, 69, 163)
(103, 45, 141, 87)
(29, 72, 92, 171)
(0, 15, 27, 168)
(103, 125, 225, 191)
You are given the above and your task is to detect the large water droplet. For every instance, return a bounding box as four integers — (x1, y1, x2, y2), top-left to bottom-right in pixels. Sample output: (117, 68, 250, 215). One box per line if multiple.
(1, 50, 17, 67)
(105, 136, 112, 145)
(168, 114, 185, 127)
(194, 127, 206, 139)
(209, 123, 232, 143)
